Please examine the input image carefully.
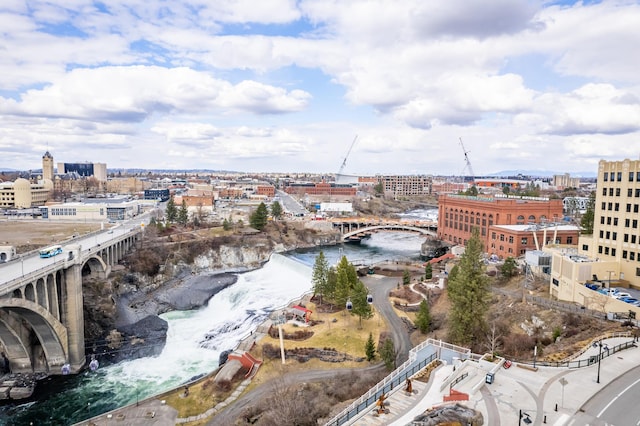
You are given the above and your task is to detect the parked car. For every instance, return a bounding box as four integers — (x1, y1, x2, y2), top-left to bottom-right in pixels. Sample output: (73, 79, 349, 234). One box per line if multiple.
(620, 297, 639, 304)
(585, 283, 600, 290)
(614, 292, 632, 299)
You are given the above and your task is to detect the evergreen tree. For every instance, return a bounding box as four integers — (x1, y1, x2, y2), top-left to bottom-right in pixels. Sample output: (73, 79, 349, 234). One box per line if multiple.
(178, 200, 189, 225)
(165, 196, 177, 223)
(270, 201, 283, 220)
(334, 256, 352, 309)
(446, 227, 490, 346)
(402, 268, 411, 285)
(350, 280, 373, 328)
(424, 262, 433, 280)
(415, 300, 431, 334)
(580, 191, 595, 234)
(378, 339, 396, 370)
(365, 333, 376, 361)
(325, 267, 337, 305)
(222, 218, 231, 231)
(249, 202, 269, 230)
(501, 257, 518, 278)
(311, 251, 329, 304)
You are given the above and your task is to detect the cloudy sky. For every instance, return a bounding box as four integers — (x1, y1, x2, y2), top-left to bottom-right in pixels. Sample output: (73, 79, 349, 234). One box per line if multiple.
(1, 0, 640, 176)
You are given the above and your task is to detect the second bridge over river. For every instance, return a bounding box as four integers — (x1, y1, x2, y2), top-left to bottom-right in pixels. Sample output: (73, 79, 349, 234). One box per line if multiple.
(328, 218, 438, 243)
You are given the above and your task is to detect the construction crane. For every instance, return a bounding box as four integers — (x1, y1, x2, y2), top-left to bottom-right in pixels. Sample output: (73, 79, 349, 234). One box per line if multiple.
(336, 135, 358, 181)
(459, 137, 475, 181)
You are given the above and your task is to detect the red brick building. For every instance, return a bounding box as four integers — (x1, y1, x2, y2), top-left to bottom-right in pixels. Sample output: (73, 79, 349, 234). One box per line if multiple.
(489, 224, 580, 258)
(256, 185, 275, 198)
(438, 194, 565, 254)
(284, 181, 356, 198)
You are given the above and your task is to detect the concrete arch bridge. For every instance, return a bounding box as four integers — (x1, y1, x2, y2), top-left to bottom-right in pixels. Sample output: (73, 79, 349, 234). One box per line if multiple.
(0, 227, 141, 375)
(336, 221, 437, 243)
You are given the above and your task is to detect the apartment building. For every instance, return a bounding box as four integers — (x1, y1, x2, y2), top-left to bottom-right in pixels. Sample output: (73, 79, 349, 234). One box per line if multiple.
(579, 159, 640, 286)
(377, 175, 432, 197)
(553, 173, 581, 189)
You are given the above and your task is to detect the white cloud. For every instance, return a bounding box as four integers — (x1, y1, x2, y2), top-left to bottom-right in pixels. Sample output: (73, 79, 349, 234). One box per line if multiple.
(0, 66, 311, 121)
(533, 84, 640, 135)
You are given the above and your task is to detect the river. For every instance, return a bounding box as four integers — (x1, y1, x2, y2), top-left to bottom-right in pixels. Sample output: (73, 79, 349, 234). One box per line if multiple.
(0, 210, 436, 425)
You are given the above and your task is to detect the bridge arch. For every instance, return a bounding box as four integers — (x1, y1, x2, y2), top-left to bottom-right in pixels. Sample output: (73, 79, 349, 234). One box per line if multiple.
(81, 254, 109, 279)
(341, 224, 437, 242)
(0, 298, 68, 373)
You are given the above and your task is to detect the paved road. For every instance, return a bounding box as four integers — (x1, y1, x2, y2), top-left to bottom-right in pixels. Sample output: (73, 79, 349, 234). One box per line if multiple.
(206, 273, 412, 425)
(578, 363, 640, 425)
(362, 275, 413, 365)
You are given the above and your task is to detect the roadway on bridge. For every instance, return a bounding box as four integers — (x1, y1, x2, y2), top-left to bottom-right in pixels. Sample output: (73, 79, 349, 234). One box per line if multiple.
(0, 214, 151, 285)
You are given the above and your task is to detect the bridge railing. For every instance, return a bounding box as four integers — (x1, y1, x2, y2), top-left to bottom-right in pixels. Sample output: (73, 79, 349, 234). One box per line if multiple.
(0, 228, 140, 293)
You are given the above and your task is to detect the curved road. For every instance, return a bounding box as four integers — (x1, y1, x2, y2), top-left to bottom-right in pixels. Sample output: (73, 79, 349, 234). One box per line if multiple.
(578, 364, 640, 425)
(206, 273, 412, 425)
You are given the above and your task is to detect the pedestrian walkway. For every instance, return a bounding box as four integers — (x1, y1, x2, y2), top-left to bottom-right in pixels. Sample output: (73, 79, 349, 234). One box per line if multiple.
(340, 335, 638, 426)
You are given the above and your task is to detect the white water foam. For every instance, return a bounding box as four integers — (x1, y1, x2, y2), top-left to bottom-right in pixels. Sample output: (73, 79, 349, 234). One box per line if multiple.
(87, 254, 312, 402)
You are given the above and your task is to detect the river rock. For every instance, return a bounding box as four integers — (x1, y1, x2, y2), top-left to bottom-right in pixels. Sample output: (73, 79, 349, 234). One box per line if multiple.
(100, 316, 169, 364)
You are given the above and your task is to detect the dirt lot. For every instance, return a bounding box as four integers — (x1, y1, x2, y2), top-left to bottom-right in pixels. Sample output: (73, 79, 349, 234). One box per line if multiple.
(0, 219, 102, 254)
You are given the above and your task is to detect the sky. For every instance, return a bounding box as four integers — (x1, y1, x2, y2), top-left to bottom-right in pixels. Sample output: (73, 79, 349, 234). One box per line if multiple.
(1, 0, 640, 177)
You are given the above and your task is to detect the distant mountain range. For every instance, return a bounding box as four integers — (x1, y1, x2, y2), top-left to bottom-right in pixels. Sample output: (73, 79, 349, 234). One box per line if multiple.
(488, 170, 597, 178)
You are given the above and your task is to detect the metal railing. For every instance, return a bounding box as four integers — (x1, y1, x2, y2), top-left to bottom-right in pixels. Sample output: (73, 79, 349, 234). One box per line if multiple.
(324, 352, 438, 426)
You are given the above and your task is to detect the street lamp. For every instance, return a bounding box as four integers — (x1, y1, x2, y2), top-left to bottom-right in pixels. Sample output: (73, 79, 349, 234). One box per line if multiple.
(596, 340, 603, 383)
(519, 409, 532, 425)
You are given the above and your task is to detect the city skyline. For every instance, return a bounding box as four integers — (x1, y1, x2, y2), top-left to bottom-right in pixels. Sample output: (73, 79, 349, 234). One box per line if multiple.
(1, 0, 640, 175)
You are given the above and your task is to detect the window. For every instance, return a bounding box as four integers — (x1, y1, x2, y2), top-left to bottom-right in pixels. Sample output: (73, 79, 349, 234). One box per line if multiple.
(602, 188, 607, 196)
(608, 202, 612, 210)
(508, 236, 514, 243)
(606, 231, 610, 239)
(567, 236, 573, 244)
(582, 244, 589, 251)
(607, 217, 611, 225)
(618, 172, 622, 181)
(604, 173, 609, 182)
(637, 171, 640, 182)
(623, 250, 628, 259)
(630, 172, 635, 182)
(614, 218, 619, 226)
(609, 188, 614, 196)
(626, 218, 631, 227)
(634, 220, 638, 229)
(611, 248, 616, 257)
(528, 215, 535, 222)
(629, 188, 634, 197)
(492, 232, 496, 240)
(598, 245, 603, 254)
(637, 267, 640, 277)
(522, 237, 528, 244)
(613, 232, 617, 240)
(627, 204, 632, 213)
(605, 247, 610, 255)
(611, 172, 616, 181)
(508, 248, 513, 253)
(625, 234, 629, 242)
(599, 230, 604, 238)
(631, 252, 636, 261)
(633, 235, 638, 244)
(635, 204, 639, 213)
(500, 234, 505, 241)
(636, 188, 640, 197)
(616, 188, 621, 196)
(602, 202, 606, 210)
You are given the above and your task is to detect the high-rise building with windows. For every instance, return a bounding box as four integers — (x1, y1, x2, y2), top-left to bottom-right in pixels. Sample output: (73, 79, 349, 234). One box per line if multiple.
(581, 159, 640, 286)
(42, 151, 54, 182)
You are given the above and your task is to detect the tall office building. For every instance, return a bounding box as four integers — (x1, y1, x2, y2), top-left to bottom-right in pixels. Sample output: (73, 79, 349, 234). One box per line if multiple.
(42, 151, 54, 182)
(57, 161, 107, 182)
(585, 158, 640, 286)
